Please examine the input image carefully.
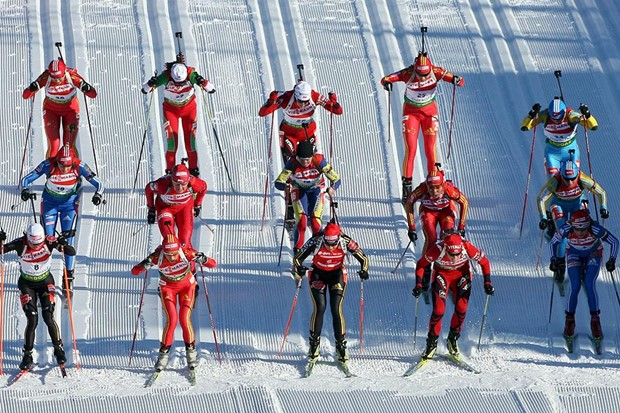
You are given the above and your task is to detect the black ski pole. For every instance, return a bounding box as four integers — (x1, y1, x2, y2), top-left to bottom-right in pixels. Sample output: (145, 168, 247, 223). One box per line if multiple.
(18, 98, 35, 189)
(420, 26, 427, 54)
(297, 64, 304, 82)
(132, 75, 157, 193)
(174, 32, 184, 62)
(201, 91, 235, 191)
(554, 70, 565, 101)
(55, 41, 64, 61)
(82, 101, 100, 176)
(29, 193, 38, 223)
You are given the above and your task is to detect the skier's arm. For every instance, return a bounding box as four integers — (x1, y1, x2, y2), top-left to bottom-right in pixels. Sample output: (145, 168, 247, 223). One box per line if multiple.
(536, 178, 556, 219)
(342, 234, 369, 272)
(20, 160, 49, 189)
(274, 167, 294, 191)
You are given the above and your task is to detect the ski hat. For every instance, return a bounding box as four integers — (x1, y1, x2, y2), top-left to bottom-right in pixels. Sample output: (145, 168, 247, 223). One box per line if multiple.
(25, 222, 45, 245)
(56, 144, 75, 167)
(162, 234, 180, 253)
(171, 164, 191, 184)
(548, 98, 566, 121)
(323, 222, 341, 245)
(426, 170, 445, 187)
(294, 81, 312, 102)
(296, 140, 315, 159)
(414, 53, 432, 76)
(571, 210, 591, 229)
(443, 233, 463, 255)
(48, 59, 66, 78)
(560, 159, 579, 180)
(170, 63, 188, 83)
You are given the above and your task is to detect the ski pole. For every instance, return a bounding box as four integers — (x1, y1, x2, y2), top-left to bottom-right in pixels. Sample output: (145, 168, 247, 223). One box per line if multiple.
(10, 197, 30, 211)
(83, 96, 99, 176)
(60, 247, 80, 369)
(446, 82, 457, 160)
(392, 240, 413, 274)
(132, 73, 156, 193)
(261, 113, 275, 230)
(329, 193, 339, 224)
(548, 275, 555, 323)
(476, 294, 490, 350)
(128, 269, 149, 367)
(29, 193, 38, 223)
(386, 86, 392, 143)
(581, 120, 599, 220)
(0, 237, 5, 375)
(277, 189, 290, 267)
(554, 70, 565, 101)
(519, 122, 538, 238)
(18, 97, 35, 189)
(278, 278, 303, 357)
(413, 295, 419, 351)
(132, 223, 149, 237)
(609, 269, 620, 308)
(329, 111, 334, 164)
(196, 216, 215, 234)
(201, 90, 235, 191)
(174, 32, 184, 62)
(359, 280, 365, 354)
(199, 263, 222, 364)
(535, 228, 545, 271)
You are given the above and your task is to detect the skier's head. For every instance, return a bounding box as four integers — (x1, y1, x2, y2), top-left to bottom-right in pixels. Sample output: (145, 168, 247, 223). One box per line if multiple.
(24, 222, 45, 248)
(570, 209, 591, 231)
(426, 170, 445, 187)
(560, 158, 579, 181)
(55, 144, 75, 167)
(170, 63, 188, 83)
(548, 97, 566, 122)
(162, 234, 180, 255)
(323, 222, 341, 246)
(294, 81, 312, 103)
(443, 233, 463, 255)
(171, 164, 191, 186)
(48, 59, 66, 79)
(296, 140, 315, 161)
(414, 53, 432, 76)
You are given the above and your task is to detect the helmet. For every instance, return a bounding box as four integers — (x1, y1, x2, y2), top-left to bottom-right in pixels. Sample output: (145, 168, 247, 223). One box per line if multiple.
(571, 210, 591, 229)
(56, 145, 75, 167)
(426, 170, 445, 187)
(560, 159, 579, 180)
(162, 234, 180, 253)
(48, 59, 66, 78)
(296, 140, 315, 159)
(443, 233, 463, 255)
(323, 222, 341, 245)
(171, 164, 191, 184)
(170, 63, 188, 83)
(414, 53, 432, 75)
(25, 222, 45, 245)
(548, 98, 566, 121)
(294, 81, 312, 102)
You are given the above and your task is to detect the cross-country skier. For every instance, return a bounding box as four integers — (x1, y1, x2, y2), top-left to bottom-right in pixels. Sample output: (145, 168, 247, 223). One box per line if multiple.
(259, 80, 343, 164)
(412, 233, 493, 359)
(142, 56, 215, 176)
(131, 234, 217, 371)
(380, 52, 464, 204)
(145, 162, 207, 249)
(20, 144, 104, 297)
(0, 224, 73, 370)
(549, 209, 618, 346)
(274, 141, 341, 252)
(22, 59, 97, 158)
(405, 166, 469, 292)
(520, 97, 598, 177)
(292, 221, 369, 364)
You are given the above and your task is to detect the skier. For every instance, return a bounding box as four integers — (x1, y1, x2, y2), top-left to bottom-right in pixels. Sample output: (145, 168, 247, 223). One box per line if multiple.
(131, 234, 217, 371)
(404, 165, 469, 293)
(520, 97, 598, 177)
(380, 52, 464, 203)
(20, 144, 104, 297)
(0, 224, 73, 370)
(142, 57, 215, 176)
(145, 161, 207, 248)
(537, 154, 607, 288)
(549, 209, 618, 348)
(259, 80, 343, 164)
(412, 233, 494, 359)
(292, 221, 369, 364)
(22, 59, 97, 158)
(274, 141, 341, 252)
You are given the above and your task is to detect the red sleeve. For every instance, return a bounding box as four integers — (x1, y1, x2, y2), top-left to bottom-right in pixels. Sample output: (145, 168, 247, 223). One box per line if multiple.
(258, 102, 279, 116)
(382, 66, 414, 84)
(183, 247, 197, 261)
(435, 67, 456, 83)
(145, 177, 168, 208)
(415, 245, 439, 278)
(191, 177, 207, 206)
(258, 90, 292, 116)
(464, 242, 491, 275)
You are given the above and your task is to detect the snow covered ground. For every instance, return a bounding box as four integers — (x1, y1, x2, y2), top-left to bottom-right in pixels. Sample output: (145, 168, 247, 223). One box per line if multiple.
(1, 0, 620, 412)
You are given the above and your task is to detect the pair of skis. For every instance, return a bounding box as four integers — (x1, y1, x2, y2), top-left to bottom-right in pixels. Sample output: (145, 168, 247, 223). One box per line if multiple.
(403, 353, 480, 376)
(145, 366, 196, 387)
(7, 364, 67, 386)
(305, 357, 354, 378)
(564, 334, 602, 354)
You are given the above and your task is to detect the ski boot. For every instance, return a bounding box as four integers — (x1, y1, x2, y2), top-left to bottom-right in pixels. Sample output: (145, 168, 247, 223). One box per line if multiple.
(401, 177, 412, 205)
(335, 340, 349, 363)
(591, 314, 603, 339)
(54, 342, 67, 365)
(19, 348, 34, 371)
(421, 335, 438, 360)
(308, 336, 320, 360)
(553, 264, 565, 297)
(185, 342, 198, 369)
(563, 312, 575, 337)
(189, 168, 200, 177)
(447, 329, 460, 356)
(154, 345, 171, 371)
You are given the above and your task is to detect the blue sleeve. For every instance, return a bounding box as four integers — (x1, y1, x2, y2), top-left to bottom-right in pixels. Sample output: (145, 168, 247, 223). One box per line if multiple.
(21, 160, 49, 188)
(78, 162, 104, 193)
(595, 223, 619, 260)
(549, 224, 569, 258)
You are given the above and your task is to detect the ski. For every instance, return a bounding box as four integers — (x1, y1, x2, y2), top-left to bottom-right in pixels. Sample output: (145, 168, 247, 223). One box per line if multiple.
(403, 357, 430, 376)
(7, 369, 31, 386)
(144, 370, 162, 387)
(438, 353, 480, 374)
(337, 360, 355, 378)
(304, 357, 318, 377)
(564, 334, 575, 353)
(188, 367, 196, 385)
(589, 335, 603, 355)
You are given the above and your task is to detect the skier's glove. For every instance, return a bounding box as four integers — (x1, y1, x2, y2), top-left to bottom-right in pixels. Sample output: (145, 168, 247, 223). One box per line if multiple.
(529, 103, 541, 118)
(412, 283, 423, 298)
(147, 208, 156, 224)
(57, 236, 69, 246)
(538, 219, 548, 230)
(382, 80, 393, 91)
(606, 258, 616, 273)
(195, 252, 208, 264)
(579, 103, 591, 119)
(550, 258, 566, 274)
(21, 188, 31, 201)
(28, 81, 39, 92)
(452, 75, 464, 87)
(131, 260, 151, 275)
(407, 229, 418, 243)
(0, 230, 6, 242)
(203, 80, 216, 94)
(92, 192, 103, 206)
(358, 270, 369, 280)
(484, 282, 495, 295)
(458, 229, 466, 237)
(296, 266, 309, 277)
(80, 82, 93, 93)
(193, 205, 202, 217)
(147, 76, 157, 87)
(328, 92, 338, 104)
(267, 90, 279, 105)
(600, 208, 609, 219)
(61, 229, 76, 239)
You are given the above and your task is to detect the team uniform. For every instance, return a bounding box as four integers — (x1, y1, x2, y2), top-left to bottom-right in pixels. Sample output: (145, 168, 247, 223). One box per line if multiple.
(292, 222, 369, 362)
(131, 234, 217, 370)
(413, 233, 493, 359)
(259, 81, 343, 163)
(22, 59, 97, 158)
(381, 53, 464, 203)
(521, 98, 598, 177)
(145, 163, 207, 248)
(549, 210, 618, 340)
(142, 61, 215, 176)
